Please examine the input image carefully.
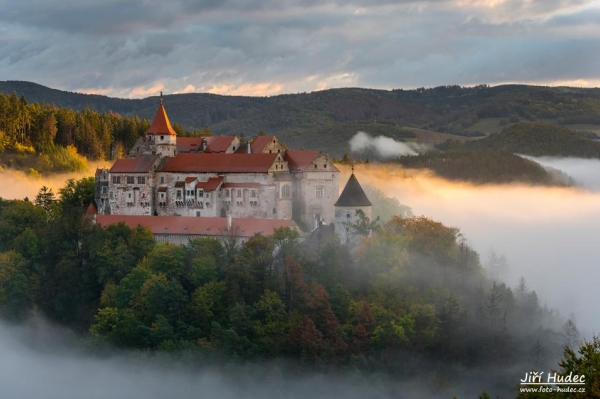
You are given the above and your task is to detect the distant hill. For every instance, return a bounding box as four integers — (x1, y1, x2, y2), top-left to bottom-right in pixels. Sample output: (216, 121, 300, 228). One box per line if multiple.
(463, 123, 600, 158)
(2, 82, 600, 145)
(394, 151, 566, 186)
(2, 81, 600, 161)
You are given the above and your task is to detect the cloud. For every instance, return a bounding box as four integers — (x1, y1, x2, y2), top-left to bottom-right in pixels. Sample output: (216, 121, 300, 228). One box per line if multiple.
(0, 1, 599, 96)
(349, 132, 429, 158)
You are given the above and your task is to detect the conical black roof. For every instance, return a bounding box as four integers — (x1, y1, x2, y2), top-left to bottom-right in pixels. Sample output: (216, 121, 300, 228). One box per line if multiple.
(335, 173, 372, 207)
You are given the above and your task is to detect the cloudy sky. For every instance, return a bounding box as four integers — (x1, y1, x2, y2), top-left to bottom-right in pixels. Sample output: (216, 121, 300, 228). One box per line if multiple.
(1, 0, 599, 98)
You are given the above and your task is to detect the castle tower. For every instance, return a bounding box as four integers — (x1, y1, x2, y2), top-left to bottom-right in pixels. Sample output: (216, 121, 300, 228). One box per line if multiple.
(144, 93, 177, 157)
(334, 169, 372, 245)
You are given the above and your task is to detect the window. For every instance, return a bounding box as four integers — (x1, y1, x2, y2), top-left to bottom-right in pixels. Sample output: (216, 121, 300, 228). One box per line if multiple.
(176, 190, 182, 199)
(281, 185, 290, 198)
(251, 190, 256, 198)
(205, 193, 209, 198)
(196, 211, 201, 217)
(160, 135, 164, 140)
(316, 187, 324, 197)
(197, 189, 204, 198)
(110, 191, 114, 199)
(160, 193, 165, 199)
(137, 176, 145, 184)
(101, 186, 107, 193)
(225, 189, 230, 197)
(314, 165, 317, 169)
(237, 189, 242, 198)
(323, 164, 326, 168)
(112, 176, 120, 184)
(160, 176, 165, 184)
(142, 193, 146, 199)
(187, 190, 193, 196)
(127, 176, 135, 184)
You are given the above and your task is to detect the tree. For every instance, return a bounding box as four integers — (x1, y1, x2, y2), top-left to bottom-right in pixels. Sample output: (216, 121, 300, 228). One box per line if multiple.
(486, 251, 509, 281)
(562, 317, 580, 349)
(146, 243, 187, 280)
(0, 251, 32, 320)
(252, 289, 289, 356)
(34, 186, 55, 211)
(517, 336, 600, 398)
(289, 315, 324, 362)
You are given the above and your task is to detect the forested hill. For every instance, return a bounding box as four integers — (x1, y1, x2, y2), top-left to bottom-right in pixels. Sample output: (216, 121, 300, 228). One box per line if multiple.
(2, 81, 600, 138)
(463, 123, 600, 158)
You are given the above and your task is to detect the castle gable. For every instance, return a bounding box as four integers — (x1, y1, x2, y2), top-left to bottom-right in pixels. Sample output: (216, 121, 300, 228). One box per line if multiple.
(251, 135, 284, 154)
(285, 150, 319, 172)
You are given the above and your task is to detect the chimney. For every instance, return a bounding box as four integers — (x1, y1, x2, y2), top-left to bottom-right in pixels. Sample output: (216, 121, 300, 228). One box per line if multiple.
(247, 141, 251, 154)
(227, 214, 232, 231)
(201, 138, 208, 152)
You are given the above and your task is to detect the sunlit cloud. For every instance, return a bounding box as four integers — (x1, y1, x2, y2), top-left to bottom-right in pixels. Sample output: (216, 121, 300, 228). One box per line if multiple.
(129, 83, 165, 98)
(173, 84, 197, 94)
(205, 82, 283, 96)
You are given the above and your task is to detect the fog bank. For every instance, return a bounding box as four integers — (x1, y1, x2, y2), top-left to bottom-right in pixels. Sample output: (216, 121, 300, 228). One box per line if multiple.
(0, 319, 504, 399)
(0, 162, 109, 200)
(347, 160, 600, 336)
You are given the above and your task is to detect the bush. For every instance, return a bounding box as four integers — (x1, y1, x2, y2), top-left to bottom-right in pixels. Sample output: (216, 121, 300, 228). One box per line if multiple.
(13, 143, 36, 155)
(27, 168, 41, 179)
(48, 145, 87, 172)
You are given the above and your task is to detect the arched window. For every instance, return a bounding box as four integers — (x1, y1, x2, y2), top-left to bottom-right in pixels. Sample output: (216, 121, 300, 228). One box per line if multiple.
(282, 184, 290, 198)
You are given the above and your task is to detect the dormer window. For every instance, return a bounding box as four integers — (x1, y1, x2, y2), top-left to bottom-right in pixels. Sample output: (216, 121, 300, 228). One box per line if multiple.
(160, 135, 164, 140)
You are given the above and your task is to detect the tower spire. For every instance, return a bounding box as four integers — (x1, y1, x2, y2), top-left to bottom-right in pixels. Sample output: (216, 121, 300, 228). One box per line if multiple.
(160, 91, 163, 105)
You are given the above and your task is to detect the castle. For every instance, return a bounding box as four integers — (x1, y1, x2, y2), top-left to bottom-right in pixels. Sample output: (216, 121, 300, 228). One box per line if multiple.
(94, 96, 371, 244)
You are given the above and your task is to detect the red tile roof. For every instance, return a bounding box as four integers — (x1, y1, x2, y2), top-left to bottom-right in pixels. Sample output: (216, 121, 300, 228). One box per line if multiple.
(145, 104, 177, 136)
(110, 154, 158, 173)
(85, 203, 97, 216)
(284, 150, 319, 171)
(206, 136, 236, 153)
(177, 136, 235, 153)
(185, 177, 197, 184)
(160, 153, 278, 173)
(198, 176, 224, 192)
(96, 215, 294, 238)
(177, 137, 202, 152)
(251, 135, 276, 153)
